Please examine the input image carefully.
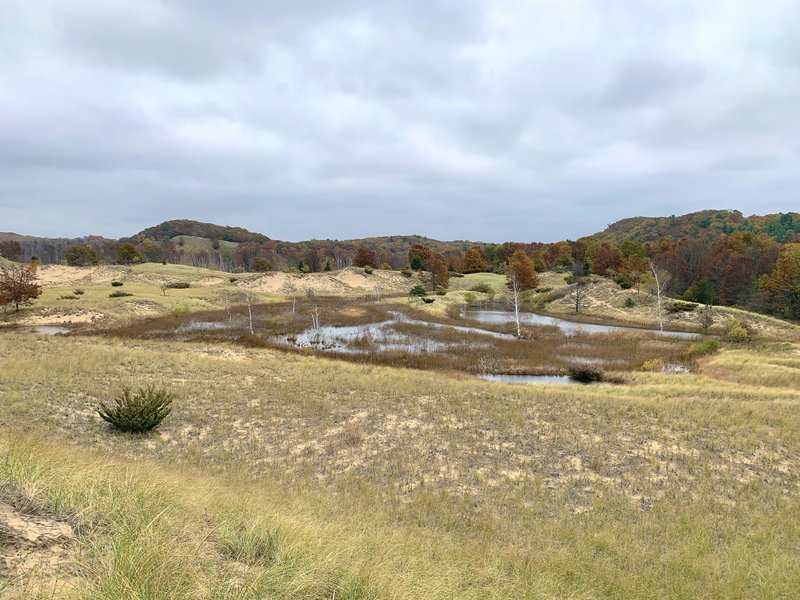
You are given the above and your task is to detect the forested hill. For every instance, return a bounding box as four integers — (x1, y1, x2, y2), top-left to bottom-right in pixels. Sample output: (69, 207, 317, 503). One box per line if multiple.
(126, 220, 270, 245)
(591, 210, 800, 245)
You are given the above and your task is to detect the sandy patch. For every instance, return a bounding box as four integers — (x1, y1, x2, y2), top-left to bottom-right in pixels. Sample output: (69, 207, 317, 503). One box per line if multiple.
(17, 309, 105, 326)
(242, 268, 412, 296)
(0, 498, 76, 597)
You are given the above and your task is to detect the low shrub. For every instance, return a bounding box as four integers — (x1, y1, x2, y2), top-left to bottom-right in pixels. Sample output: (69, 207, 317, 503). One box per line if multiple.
(435, 290, 447, 296)
(534, 287, 553, 294)
(109, 290, 133, 298)
(363, 266, 373, 275)
(724, 319, 751, 343)
(422, 297, 435, 304)
(685, 339, 721, 359)
(59, 294, 79, 300)
(624, 297, 636, 308)
(567, 366, 604, 383)
(409, 285, 427, 297)
(400, 269, 413, 278)
(668, 300, 696, 313)
(98, 384, 173, 433)
(470, 283, 494, 294)
(446, 304, 463, 319)
(229, 277, 238, 283)
(73, 289, 85, 295)
(111, 281, 124, 287)
(641, 359, 665, 372)
(165, 281, 190, 289)
(450, 272, 464, 278)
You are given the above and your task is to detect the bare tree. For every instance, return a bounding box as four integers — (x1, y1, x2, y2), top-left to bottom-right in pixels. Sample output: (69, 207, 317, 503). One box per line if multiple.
(311, 304, 321, 330)
(570, 277, 591, 314)
(507, 270, 524, 337)
(649, 260, 672, 333)
(372, 283, 382, 302)
(243, 290, 255, 335)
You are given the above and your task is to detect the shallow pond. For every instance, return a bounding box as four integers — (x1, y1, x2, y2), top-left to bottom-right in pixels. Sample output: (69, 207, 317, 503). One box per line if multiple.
(2, 326, 72, 336)
(479, 373, 602, 385)
(464, 309, 702, 338)
(282, 312, 512, 354)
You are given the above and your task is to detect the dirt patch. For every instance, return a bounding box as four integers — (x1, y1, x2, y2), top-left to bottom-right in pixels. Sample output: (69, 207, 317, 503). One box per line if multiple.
(17, 309, 105, 326)
(0, 495, 77, 597)
(35, 265, 127, 286)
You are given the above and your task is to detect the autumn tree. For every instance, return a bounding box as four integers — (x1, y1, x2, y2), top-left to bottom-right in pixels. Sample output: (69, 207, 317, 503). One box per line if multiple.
(423, 252, 449, 291)
(760, 244, 800, 319)
(354, 246, 378, 269)
(567, 276, 592, 314)
(0, 263, 41, 314)
(0, 240, 22, 261)
(252, 257, 273, 272)
(408, 244, 432, 270)
(65, 244, 100, 267)
(505, 250, 538, 337)
(462, 247, 489, 273)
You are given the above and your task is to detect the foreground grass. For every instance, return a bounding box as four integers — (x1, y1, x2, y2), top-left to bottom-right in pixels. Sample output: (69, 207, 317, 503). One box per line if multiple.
(1, 332, 799, 597)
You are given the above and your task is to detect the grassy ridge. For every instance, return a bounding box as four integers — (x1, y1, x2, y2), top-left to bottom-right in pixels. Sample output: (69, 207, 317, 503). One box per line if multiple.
(1, 332, 799, 597)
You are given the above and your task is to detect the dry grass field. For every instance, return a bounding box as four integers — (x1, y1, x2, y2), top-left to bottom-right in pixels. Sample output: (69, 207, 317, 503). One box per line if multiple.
(1, 264, 798, 598)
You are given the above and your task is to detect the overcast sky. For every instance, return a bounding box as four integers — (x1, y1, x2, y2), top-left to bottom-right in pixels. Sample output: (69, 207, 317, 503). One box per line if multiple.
(1, 1, 798, 242)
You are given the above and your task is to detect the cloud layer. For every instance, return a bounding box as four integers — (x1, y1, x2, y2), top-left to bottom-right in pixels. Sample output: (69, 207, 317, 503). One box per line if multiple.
(1, 1, 799, 241)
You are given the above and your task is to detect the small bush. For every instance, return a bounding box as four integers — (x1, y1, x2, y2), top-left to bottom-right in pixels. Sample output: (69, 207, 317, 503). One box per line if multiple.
(567, 366, 604, 383)
(470, 283, 494, 294)
(363, 266, 373, 274)
(668, 300, 696, 313)
(98, 384, 173, 433)
(73, 289, 85, 295)
(534, 287, 553, 294)
(724, 319, 751, 343)
(400, 269, 413, 278)
(165, 281, 190, 289)
(229, 277, 238, 283)
(435, 289, 447, 296)
(422, 297, 435, 304)
(685, 339, 721, 359)
(59, 294, 79, 300)
(450, 272, 465, 278)
(624, 297, 636, 308)
(111, 281, 124, 287)
(464, 292, 477, 303)
(409, 285, 427, 297)
(641, 359, 665, 372)
(446, 304, 463, 319)
(109, 290, 133, 298)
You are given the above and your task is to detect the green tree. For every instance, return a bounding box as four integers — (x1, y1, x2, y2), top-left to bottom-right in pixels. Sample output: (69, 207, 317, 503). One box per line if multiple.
(65, 244, 100, 267)
(117, 244, 142, 265)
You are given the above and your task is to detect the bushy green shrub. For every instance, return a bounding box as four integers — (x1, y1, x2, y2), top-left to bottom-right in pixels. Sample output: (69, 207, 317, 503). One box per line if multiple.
(435, 289, 447, 296)
(98, 384, 173, 433)
(109, 290, 133, 298)
(470, 283, 494, 294)
(400, 269, 413, 278)
(363, 266, 373, 275)
(422, 297, 435, 304)
(165, 282, 190, 289)
(685, 339, 721, 359)
(73, 289, 85, 295)
(58, 294, 79, 300)
(567, 366, 604, 382)
(409, 285, 427, 297)
(724, 319, 751, 343)
(111, 281, 124, 287)
(668, 300, 696, 313)
(229, 277, 238, 283)
(624, 297, 636, 308)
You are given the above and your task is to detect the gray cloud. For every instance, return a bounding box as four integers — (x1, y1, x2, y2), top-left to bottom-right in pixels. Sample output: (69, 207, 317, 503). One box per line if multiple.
(1, 0, 799, 243)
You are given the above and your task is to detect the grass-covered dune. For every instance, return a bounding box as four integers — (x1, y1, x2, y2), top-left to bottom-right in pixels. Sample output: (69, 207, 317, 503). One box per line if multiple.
(1, 331, 798, 598)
